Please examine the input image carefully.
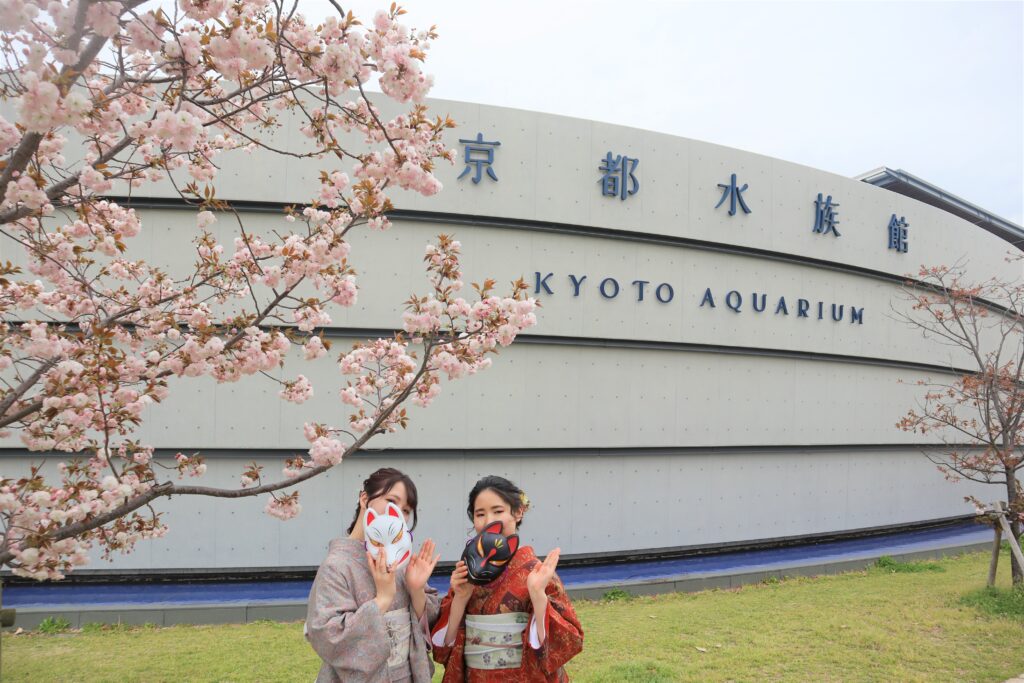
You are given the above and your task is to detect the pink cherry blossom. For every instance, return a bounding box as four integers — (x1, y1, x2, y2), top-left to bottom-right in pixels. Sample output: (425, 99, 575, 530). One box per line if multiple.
(280, 375, 314, 404)
(309, 437, 345, 467)
(0, 1, 536, 582)
(0, 116, 20, 155)
(17, 75, 61, 133)
(197, 211, 216, 229)
(265, 493, 302, 520)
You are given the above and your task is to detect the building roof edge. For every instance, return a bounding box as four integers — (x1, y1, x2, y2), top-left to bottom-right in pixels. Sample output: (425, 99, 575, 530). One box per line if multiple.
(856, 166, 1024, 247)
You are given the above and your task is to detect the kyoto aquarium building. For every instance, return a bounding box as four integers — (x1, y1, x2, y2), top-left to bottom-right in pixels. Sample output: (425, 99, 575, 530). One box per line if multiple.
(5, 98, 1021, 577)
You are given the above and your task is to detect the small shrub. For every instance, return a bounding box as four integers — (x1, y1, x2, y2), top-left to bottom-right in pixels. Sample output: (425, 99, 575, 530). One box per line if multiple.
(874, 555, 945, 573)
(37, 617, 71, 634)
(601, 588, 634, 602)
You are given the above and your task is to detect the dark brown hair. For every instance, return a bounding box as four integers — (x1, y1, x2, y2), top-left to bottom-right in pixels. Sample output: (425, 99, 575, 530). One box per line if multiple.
(347, 467, 420, 533)
(467, 475, 528, 529)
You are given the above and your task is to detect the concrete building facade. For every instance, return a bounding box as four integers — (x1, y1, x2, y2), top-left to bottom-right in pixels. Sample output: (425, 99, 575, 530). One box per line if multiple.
(3, 98, 1019, 575)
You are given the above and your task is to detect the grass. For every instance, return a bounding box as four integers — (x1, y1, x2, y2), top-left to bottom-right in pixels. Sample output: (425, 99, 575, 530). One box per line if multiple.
(4, 549, 1024, 682)
(962, 584, 1024, 620)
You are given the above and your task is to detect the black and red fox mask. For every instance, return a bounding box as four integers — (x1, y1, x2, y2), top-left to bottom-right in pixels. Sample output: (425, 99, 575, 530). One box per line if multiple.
(461, 521, 520, 585)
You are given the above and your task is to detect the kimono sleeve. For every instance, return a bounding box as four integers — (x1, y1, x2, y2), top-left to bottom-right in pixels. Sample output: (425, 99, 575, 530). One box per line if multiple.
(305, 560, 390, 677)
(527, 572, 584, 674)
(413, 582, 442, 642)
(429, 589, 464, 668)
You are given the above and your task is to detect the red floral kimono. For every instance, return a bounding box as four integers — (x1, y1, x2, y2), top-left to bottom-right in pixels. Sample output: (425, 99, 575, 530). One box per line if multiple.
(431, 546, 583, 682)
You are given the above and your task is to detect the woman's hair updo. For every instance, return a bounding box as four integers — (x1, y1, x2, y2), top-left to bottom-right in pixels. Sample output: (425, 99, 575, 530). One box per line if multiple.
(466, 475, 530, 529)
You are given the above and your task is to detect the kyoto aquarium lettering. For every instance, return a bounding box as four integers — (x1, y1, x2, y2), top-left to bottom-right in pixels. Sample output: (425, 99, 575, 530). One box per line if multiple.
(534, 272, 864, 325)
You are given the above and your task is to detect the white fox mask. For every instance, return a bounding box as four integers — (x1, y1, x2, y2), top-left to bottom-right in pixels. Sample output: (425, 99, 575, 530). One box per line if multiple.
(363, 501, 413, 568)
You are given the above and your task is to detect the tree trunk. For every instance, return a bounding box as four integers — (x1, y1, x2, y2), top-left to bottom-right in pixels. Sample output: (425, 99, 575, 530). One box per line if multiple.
(1007, 470, 1023, 585)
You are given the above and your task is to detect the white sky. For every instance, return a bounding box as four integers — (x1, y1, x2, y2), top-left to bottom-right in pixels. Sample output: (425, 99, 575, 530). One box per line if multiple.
(302, 0, 1024, 227)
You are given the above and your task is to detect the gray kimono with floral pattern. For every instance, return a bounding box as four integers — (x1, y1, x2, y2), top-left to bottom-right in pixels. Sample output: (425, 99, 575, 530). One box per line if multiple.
(306, 537, 440, 683)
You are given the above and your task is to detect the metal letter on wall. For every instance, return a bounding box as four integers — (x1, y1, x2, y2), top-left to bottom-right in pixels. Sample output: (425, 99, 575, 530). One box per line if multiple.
(887, 214, 909, 252)
(457, 133, 501, 184)
(812, 193, 840, 237)
(715, 173, 751, 216)
(598, 152, 640, 200)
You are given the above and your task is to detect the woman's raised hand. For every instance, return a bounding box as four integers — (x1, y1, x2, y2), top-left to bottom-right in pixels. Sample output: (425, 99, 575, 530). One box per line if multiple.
(527, 547, 560, 600)
(450, 559, 475, 602)
(526, 548, 561, 645)
(442, 559, 475, 647)
(405, 539, 440, 593)
(368, 550, 397, 613)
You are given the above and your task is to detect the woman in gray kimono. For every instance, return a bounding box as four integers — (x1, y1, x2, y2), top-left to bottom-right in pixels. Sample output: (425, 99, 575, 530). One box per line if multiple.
(307, 468, 441, 683)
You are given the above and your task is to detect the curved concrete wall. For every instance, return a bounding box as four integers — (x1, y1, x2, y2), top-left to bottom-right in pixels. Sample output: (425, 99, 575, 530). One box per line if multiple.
(1, 98, 1015, 573)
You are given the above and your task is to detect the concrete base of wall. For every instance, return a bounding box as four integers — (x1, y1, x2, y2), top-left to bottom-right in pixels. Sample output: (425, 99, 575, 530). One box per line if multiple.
(566, 540, 990, 600)
(5, 539, 990, 631)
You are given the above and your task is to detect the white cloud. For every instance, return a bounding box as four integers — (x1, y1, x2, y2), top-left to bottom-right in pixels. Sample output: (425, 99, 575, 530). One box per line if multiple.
(305, 0, 1024, 224)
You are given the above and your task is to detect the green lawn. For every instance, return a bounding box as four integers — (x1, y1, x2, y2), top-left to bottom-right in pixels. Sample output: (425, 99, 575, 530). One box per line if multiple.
(4, 549, 1024, 682)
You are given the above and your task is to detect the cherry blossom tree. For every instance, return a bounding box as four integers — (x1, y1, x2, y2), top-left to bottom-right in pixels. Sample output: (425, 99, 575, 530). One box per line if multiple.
(0, 1, 537, 581)
(896, 261, 1024, 584)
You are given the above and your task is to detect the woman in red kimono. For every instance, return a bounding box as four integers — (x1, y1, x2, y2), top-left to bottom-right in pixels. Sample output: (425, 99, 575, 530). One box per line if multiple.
(431, 476, 584, 682)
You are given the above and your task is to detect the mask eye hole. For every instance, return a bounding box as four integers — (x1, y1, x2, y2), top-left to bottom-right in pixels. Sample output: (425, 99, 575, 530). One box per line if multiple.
(392, 528, 403, 544)
(489, 558, 509, 567)
(476, 537, 484, 556)
(370, 539, 384, 548)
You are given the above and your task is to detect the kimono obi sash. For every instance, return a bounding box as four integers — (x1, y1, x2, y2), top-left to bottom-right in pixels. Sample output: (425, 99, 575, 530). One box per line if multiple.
(383, 608, 412, 678)
(464, 612, 529, 670)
